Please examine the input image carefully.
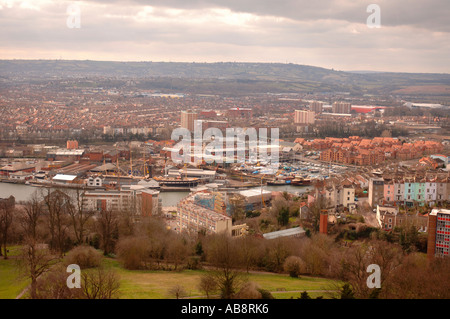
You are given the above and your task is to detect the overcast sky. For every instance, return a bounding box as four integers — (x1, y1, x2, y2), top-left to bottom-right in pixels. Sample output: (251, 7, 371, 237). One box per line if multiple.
(1, 0, 449, 73)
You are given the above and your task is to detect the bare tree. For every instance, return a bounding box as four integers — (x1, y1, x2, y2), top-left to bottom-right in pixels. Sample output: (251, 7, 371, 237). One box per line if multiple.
(308, 196, 329, 233)
(265, 238, 293, 273)
(42, 189, 71, 257)
(237, 236, 260, 273)
(116, 236, 151, 270)
(198, 273, 218, 299)
(168, 284, 187, 299)
(17, 195, 60, 299)
(67, 188, 94, 245)
(97, 209, 119, 256)
(81, 267, 120, 299)
(20, 194, 43, 241)
(339, 240, 402, 299)
(0, 196, 15, 259)
(205, 234, 247, 299)
(165, 235, 188, 270)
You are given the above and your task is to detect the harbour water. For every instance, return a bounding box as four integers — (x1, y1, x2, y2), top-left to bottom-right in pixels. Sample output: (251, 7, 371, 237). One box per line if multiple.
(0, 182, 311, 207)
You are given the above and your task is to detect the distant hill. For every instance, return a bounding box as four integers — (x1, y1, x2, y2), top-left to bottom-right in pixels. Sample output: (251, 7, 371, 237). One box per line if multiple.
(1, 60, 449, 96)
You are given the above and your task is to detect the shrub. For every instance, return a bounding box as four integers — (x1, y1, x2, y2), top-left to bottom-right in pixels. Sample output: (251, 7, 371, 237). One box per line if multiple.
(299, 291, 311, 299)
(234, 282, 262, 299)
(198, 273, 218, 298)
(65, 245, 102, 269)
(283, 256, 306, 278)
(258, 288, 274, 299)
(186, 256, 202, 270)
(116, 236, 151, 270)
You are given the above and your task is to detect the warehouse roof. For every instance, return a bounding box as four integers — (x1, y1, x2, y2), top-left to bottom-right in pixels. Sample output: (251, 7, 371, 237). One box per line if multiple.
(52, 174, 77, 181)
(263, 227, 305, 240)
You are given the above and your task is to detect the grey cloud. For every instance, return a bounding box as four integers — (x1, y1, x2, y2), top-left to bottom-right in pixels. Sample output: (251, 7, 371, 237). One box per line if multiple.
(90, 0, 450, 32)
(0, 0, 449, 72)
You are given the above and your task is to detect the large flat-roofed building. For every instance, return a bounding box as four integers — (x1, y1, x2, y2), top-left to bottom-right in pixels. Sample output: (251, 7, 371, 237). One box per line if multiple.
(294, 110, 315, 125)
(0, 163, 36, 177)
(82, 186, 160, 219)
(238, 188, 272, 211)
(177, 192, 232, 235)
(427, 208, 450, 259)
(46, 149, 85, 161)
(181, 110, 198, 132)
(52, 174, 79, 184)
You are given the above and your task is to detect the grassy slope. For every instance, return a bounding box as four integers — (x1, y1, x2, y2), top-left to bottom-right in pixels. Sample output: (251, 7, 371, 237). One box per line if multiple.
(0, 251, 338, 299)
(0, 246, 29, 299)
(104, 259, 338, 299)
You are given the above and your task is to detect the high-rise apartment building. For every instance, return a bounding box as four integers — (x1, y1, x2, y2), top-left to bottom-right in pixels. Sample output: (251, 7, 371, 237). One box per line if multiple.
(181, 110, 198, 132)
(427, 208, 450, 259)
(294, 110, 315, 124)
(332, 102, 351, 114)
(309, 101, 323, 114)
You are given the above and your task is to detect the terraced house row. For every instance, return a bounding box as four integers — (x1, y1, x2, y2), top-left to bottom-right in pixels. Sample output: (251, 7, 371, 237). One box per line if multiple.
(369, 176, 450, 207)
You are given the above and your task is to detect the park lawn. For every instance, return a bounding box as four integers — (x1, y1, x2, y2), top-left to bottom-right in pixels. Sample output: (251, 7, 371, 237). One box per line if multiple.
(0, 246, 30, 299)
(103, 258, 338, 299)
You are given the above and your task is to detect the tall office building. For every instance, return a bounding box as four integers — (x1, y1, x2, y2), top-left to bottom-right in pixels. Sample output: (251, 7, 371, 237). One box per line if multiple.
(332, 102, 351, 114)
(294, 110, 315, 124)
(310, 101, 323, 114)
(181, 110, 198, 132)
(427, 208, 450, 259)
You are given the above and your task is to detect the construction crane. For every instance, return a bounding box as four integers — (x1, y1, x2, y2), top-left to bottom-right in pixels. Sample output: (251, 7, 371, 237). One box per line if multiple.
(260, 174, 266, 208)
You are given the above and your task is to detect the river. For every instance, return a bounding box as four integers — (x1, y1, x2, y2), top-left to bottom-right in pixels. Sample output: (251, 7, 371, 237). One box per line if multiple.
(0, 182, 311, 207)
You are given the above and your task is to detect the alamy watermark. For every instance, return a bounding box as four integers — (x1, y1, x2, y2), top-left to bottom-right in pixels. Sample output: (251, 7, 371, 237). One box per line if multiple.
(66, 264, 81, 289)
(366, 264, 381, 288)
(366, 4, 381, 28)
(66, 3, 81, 29)
(170, 121, 279, 172)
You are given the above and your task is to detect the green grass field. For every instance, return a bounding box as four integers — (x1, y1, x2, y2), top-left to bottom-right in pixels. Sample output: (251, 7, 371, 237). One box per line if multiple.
(0, 246, 30, 299)
(104, 258, 338, 299)
(0, 250, 339, 299)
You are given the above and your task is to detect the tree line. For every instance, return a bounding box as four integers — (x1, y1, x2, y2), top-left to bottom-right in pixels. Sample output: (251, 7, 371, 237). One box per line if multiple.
(1, 187, 449, 299)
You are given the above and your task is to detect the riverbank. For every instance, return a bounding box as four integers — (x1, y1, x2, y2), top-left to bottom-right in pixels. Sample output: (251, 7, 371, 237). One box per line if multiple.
(0, 180, 311, 207)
